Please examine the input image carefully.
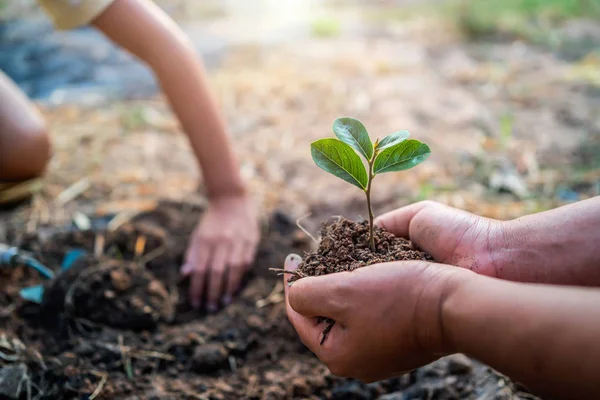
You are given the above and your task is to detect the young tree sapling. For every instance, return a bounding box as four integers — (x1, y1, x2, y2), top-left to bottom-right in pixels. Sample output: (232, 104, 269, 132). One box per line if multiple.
(310, 117, 431, 251)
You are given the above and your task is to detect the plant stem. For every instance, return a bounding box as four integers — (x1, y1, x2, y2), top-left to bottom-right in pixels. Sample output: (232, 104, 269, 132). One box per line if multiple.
(366, 157, 375, 252)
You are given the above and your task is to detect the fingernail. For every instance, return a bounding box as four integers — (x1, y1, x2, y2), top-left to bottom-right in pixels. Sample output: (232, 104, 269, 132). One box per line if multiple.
(192, 299, 201, 309)
(207, 302, 218, 313)
(284, 254, 302, 270)
(181, 264, 193, 274)
(222, 295, 232, 306)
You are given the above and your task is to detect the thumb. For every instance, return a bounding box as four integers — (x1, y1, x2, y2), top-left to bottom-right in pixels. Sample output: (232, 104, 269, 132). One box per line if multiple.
(374, 201, 432, 237)
(282, 253, 302, 297)
(288, 271, 346, 320)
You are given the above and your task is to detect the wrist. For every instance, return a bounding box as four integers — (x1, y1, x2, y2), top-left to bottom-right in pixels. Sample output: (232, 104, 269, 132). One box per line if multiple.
(436, 268, 480, 355)
(205, 178, 247, 200)
(414, 266, 476, 356)
(490, 218, 543, 282)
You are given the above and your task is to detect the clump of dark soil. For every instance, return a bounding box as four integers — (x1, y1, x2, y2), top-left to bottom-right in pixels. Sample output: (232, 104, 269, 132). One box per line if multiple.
(290, 217, 432, 282)
(0, 202, 538, 399)
(42, 260, 175, 330)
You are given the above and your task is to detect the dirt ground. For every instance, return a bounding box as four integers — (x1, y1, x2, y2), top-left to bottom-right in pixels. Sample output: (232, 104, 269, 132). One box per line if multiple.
(1, 1, 598, 399)
(1, 202, 537, 399)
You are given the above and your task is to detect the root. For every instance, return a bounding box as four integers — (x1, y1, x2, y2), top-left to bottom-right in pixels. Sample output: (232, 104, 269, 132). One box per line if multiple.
(89, 371, 108, 400)
(268, 268, 306, 279)
(320, 318, 336, 345)
(94, 340, 175, 362)
(255, 281, 284, 308)
(93, 234, 105, 258)
(296, 213, 318, 244)
(138, 245, 166, 267)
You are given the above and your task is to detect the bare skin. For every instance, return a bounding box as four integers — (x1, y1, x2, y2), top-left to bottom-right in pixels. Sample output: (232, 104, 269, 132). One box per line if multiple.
(0, 70, 51, 180)
(375, 197, 600, 285)
(0, 0, 259, 310)
(284, 197, 600, 400)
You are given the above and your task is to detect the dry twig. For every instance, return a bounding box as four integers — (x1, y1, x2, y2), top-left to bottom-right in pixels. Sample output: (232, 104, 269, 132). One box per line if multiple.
(89, 371, 108, 400)
(296, 212, 318, 244)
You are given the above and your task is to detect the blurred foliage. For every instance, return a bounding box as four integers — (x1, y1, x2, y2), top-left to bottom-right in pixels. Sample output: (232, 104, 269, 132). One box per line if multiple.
(450, 0, 600, 40)
(311, 16, 342, 38)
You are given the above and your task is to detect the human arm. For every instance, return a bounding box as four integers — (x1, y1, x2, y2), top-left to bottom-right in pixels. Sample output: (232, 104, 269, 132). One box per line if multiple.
(374, 197, 600, 285)
(91, 0, 259, 309)
(283, 255, 600, 400)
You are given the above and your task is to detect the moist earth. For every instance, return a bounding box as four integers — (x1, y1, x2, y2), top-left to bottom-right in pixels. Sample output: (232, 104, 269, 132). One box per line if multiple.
(0, 202, 537, 399)
(290, 218, 432, 282)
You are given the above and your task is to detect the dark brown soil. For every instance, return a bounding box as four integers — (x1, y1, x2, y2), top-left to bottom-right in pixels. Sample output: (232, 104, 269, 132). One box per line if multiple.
(286, 218, 433, 345)
(42, 260, 175, 330)
(0, 202, 538, 399)
(290, 218, 432, 283)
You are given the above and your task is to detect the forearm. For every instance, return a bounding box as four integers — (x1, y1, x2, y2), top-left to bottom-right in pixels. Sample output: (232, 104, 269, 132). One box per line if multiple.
(148, 41, 245, 198)
(93, 0, 245, 198)
(495, 196, 600, 285)
(443, 272, 600, 399)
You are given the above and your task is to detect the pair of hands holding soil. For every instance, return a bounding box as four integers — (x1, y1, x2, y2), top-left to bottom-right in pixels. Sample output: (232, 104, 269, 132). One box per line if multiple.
(283, 198, 600, 399)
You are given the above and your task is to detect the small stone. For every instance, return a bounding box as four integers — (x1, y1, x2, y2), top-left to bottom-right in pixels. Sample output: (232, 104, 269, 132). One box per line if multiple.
(142, 305, 153, 314)
(290, 377, 311, 397)
(417, 363, 444, 379)
(447, 354, 473, 375)
(148, 280, 168, 298)
(377, 392, 404, 400)
(247, 315, 264, 330)
(331, 380, 370, 400)
(262, 386, 286, 400)
(110, 269, 132, 291)
(0, 364, 27, 399)
(191, 343, 229, 373)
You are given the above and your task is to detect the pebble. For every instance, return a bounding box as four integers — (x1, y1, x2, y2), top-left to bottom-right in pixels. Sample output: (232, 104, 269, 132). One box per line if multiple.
(0, 364, 27, 399)
(377, 392, 404, 400)
(290, 377, 311, 397)
(191, 342, 229, 373)
(331, 380, 370, 400)
(447, 354, 474, 375)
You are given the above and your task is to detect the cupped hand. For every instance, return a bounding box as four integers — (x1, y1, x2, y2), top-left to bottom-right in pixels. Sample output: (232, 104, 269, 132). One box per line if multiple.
(375, 201, 505, 278)
(181, 194, 259, 312)
(283, 254, 467, 383)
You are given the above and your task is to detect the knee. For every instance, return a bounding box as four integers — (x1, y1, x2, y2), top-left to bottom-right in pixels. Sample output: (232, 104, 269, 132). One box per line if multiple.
(0, 117, 52, 180)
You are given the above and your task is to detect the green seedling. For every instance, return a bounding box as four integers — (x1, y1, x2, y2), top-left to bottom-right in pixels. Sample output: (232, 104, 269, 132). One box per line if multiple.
(311, 117, 431, 251)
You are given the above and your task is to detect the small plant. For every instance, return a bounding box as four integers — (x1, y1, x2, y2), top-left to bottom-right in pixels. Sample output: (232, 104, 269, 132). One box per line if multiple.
(311, 117, 431, 251)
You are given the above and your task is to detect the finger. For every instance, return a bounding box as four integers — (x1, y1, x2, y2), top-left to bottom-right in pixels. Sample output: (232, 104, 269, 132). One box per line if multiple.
(243, 240, 258, 267)
(189, 244, 210, 309)
(374, 201, 433, 237)
(180, 240, 197, 276)
(223, 243, 246, 305)
(283, 253, 302, 300)
(206, 244, 228, 312)
(287, 273, 346, 320)
(283, 254, 324, 352)
(287, 309, 326, 354)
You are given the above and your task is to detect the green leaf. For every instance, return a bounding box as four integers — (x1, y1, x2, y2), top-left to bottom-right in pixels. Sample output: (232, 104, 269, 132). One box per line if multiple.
(332, 117, 374, 160)
(311, 139, 368, 190)
(376, 130, 410, 151)
(373, 140, 431, 175)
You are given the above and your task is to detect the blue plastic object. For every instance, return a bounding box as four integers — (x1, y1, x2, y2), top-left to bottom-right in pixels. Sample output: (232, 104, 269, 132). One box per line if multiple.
(23, 257, 54, 279)
(61, 249, 87, 271)
(1, 245, 54, 279)
(3, 245, 88, 303)
(19, 285, 45, 304)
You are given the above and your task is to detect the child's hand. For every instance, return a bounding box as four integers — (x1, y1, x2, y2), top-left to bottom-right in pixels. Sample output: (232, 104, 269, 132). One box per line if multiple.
(181, 194, 259, 311)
